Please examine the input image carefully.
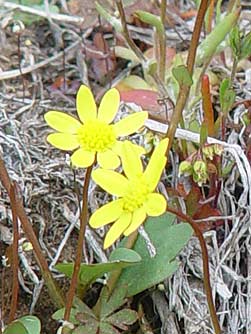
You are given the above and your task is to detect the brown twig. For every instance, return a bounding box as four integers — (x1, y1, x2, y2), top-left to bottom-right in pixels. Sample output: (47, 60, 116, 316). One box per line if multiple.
(166, 0, 210, 152)
(0, 157, 65, 308)
(166, 207, 221, 334)
(64, 165, 93, 321)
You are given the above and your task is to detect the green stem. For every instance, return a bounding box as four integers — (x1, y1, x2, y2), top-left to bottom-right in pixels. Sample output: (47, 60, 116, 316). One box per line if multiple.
(166, 207, 221, 334)
(64, 165, 93, 321)
(230, 56, 238, 84)
(165, 0, 210, 153)
(159, 0, 167, 82)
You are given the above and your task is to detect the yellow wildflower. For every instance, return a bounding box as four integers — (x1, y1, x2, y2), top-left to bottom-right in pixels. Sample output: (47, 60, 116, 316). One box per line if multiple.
(90, 139, 168, 249)
(44, 85, 148, 169)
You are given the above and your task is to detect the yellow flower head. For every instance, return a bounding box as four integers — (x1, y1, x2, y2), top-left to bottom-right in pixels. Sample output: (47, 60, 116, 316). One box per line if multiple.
(90, 138, 169, 249)
(44, 85, 148, 169)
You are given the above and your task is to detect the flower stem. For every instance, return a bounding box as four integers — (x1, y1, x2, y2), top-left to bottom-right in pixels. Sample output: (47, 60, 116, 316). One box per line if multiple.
(159, 0, 167, 82)
(64, 165, 93, 321)
(8, 184, 19, 323)
(165, 0, 210, 154)
(166, 207, 221, 334)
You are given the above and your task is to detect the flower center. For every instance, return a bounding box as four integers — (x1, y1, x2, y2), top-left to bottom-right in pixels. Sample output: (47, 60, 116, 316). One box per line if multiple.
(123, 176, 150, 212)
(77, 120, 116, 152)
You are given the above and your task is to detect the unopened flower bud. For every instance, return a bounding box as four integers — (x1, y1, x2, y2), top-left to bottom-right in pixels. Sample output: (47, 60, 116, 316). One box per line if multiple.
(193, 160, 208, 185)
(179, 161, 193, 176)
(213, 144, 223, 156)
(202, 145, 214, 160)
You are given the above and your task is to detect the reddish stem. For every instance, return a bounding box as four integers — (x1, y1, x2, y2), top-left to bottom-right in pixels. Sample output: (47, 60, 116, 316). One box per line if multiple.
(64, 165, 93, 321)
(166, 207, 221, 334)
(8, 184, 20, 323)
(0, 158, 64, 308)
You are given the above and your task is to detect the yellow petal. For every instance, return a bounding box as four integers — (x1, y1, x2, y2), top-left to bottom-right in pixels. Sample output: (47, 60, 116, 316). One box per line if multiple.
(113, 111, 148, 136)
(47, 133, 79, 150)
(144, 139, 168, 190)
(92, 169, 128, 197)
(121, 141, 143, 179)
(45, 111, 81, 133)
(111, 141, 123, 155)
(97, 88, 120, 124)
(71, 148, 95, 167)
(76, 85, 97, 123)
(104, 211, 132, 249)
(89, 199, 124, 228)
(123, 206, 146, 236)
(144, 193, 166, 216)
(97, 150, 120, 169)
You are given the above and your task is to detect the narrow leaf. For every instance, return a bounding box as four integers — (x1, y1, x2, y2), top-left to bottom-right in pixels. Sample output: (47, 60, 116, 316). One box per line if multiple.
(201, 74, 214, 136)
(196, 9, 240, 66)
(172, 65, 193, 87)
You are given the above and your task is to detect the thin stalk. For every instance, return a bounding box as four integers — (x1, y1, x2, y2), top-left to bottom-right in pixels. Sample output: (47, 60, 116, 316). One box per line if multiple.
(205, 0, 215, 33)
(166, 0, 210, 153)
(230, 56, 238, 84)
(0, 158, 64, 308)
(64, 165, 93, 321)
(8, 184, 19, 323)
(159, 0, 167, 82)
(166, 207, 221, 334)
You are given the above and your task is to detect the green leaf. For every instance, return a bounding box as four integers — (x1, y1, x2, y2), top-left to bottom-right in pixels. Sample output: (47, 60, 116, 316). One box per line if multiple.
(107, 309, 138, 329)
(196, 9, 240, 66)
(109, 248, 141, 262)
(100, 285, 128, 319)
(99, 322, 120, 334)
(219, 78, 236, 114)
(73, 321, 99, 334)
(95, 2, 122, 33)
(240, 31, 251, 60)
(55, 249, 141, 288)
(52, 297, 95, 325)
(172, 65, 193, 87)
(115, 213, 193, 297)
(4, 316, 41, 334)
(114, 46, 140, 64)
(135, 11, 164, 35)
(4, 322, 28, 334)
(230, 26, 241, 58)
(200, 121, 208, 146)
(52, 308, 81, 325)
(18, 316, 41, 334)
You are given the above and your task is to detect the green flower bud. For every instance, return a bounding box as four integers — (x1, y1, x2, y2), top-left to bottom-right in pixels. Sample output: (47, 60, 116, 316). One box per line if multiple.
(179, 161, 193, 176)
(193, 160, 208, 185)
(213, 144, 223, 156)
(202, 145, 214, 160)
